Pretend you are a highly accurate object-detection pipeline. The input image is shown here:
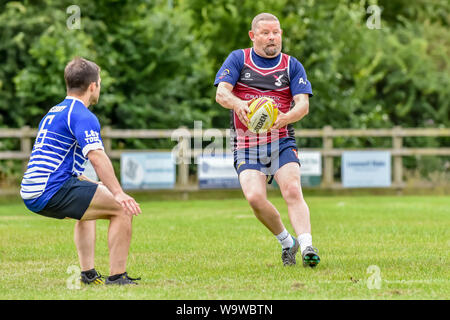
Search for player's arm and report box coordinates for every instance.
[273,57,312,130]
[70,110,140,216]
[215,82,253,124]
[87,149,141,216]
[78,174,102,185]
[272,94,309,130]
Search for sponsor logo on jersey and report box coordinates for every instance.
[84,130,100,144]
[49,105,67,113]
[274,74,284,87]
[241,72,253,81]
[219,68,230,79]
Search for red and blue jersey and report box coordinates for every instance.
[214,48,312,149]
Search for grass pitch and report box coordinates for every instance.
[0,194,448,300]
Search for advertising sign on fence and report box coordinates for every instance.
[121,152,176,190]
[272,151,322,188]
[298,151,322,187]
[197,154,240,189]
[341,151,391,188]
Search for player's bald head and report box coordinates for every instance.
[251,13,280,31]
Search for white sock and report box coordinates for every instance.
[298,233,313,253]
[275,229,294,249]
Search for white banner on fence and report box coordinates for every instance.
[298,151,322,175]
[197,154,240,189]
[342,151,391,188]
[121,152,176,190]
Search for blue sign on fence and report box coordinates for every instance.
[342,151,391,188]
[197,154,240,189]
[121,152,175,190]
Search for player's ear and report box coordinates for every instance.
[88,82,96,92]
[249,30,255,42]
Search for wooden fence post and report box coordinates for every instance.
[322,125,334,188]
[20,126,31,172]
[392,126,403,189]
[102,126,112,155]
[176,127,190,190]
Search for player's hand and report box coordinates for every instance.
[234,99,255,125]
[114,192,141,216]
[272,111,290,130]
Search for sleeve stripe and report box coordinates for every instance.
[82,143,104,157]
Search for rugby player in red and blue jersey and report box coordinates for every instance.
[215,13,320,267]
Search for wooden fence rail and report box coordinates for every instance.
[1,126,449,189]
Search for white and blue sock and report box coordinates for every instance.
[275,229,294,249]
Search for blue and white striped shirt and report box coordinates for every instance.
[20,96,104,212]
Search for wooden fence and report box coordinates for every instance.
[1,126,449,189]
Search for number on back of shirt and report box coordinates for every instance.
[35,115,55,149]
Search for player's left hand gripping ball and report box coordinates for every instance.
[271,110,291,130]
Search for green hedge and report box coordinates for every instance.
[0,0,448,168]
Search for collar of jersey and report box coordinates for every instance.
[65,96,86,107]
[250,48,282,70]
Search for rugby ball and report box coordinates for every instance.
[247,97,278,133]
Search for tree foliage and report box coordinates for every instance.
[0,0,448,134]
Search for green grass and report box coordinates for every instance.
[0,195,449,300]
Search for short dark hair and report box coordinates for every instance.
[251,13,280,31]
[64,57,100,93]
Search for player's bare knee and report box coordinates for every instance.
[108,206,133,222]
[116,214,132,234]
[282,182,302,203]
[246,192,267,211]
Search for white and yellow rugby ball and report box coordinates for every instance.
[247,97,278,134]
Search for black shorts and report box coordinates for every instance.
[36,176,98,220]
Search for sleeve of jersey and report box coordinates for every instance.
[289,57,313,97]
[70,111,105,157]
[213,50,244,87]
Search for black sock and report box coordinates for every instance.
[81,268,97,279]
[108,272,126,281]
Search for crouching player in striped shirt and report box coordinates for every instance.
[20,58,141,285]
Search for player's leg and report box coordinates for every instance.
[239,169,285,235]
[274,162,320,267]
[74,220,96,271]
[239,168,299,265]
[236,139,300,265]
[32,177,106,284]
[274,162,311,236]
[74,220,105,284]
[81,184,134,278]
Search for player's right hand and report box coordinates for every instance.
[114,192,141,216]
[234,99,254,124]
